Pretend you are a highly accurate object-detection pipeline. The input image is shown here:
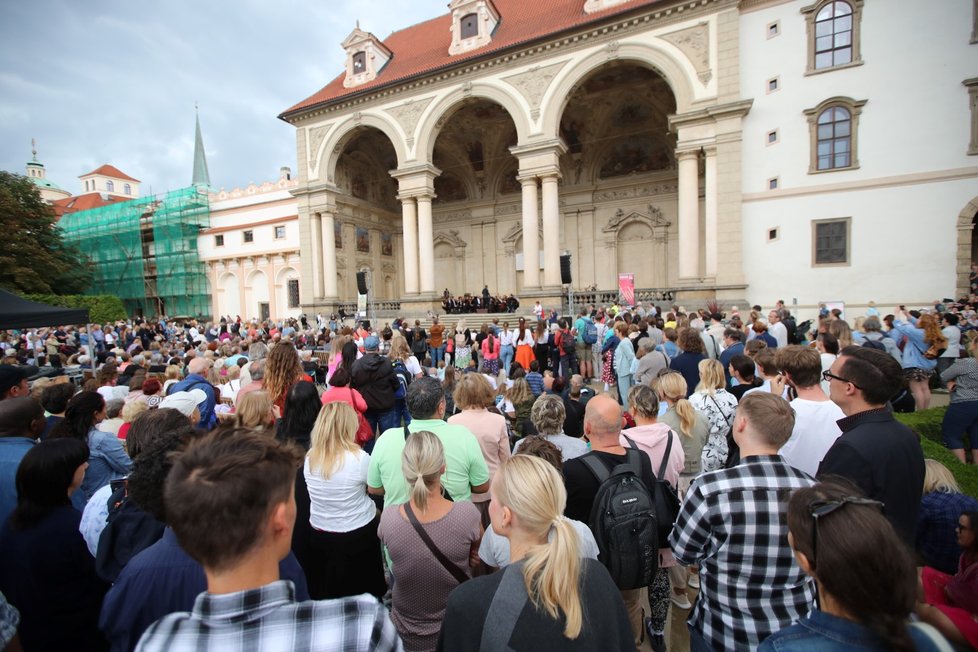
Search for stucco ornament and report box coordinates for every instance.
[661,22,712,83]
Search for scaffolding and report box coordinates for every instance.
[58,186,211,319]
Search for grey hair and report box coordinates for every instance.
[530,394,565,436]
[863,316,883,332]
[249,358,267,381]
[406,376,444,420]
[636,337,654,353]
[105,398,125,419]
[248,342,268,361]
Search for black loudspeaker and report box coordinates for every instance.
[356,272,368,295]
[559,254,572,285]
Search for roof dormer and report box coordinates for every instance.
[448,0,500,56]
[584,0,632,14]
[341,23,393,89]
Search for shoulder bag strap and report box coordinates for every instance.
[656,430,674,482]
[479,563,530,652]
[708,393,732,426]
[403,502,469,584]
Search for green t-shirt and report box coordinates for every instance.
[367,418,491,507]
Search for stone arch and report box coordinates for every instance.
[603,206,673,289]
[321,113,407,185]
[275,266,300,317]
[540,43,698,139]
[957,196,978,297]
[218,272,240,319]
[415,83,532,163]
[244,269,270,320]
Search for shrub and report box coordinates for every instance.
[896,407,978,498]
[23,294,127,324]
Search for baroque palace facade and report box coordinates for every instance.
[280,0,978,317]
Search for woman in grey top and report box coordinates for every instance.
[652,371,709,495]
[941,333,978,464]
[512,394,588,461]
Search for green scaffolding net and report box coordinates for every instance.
[59,186,211,319]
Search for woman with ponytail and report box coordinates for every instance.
[760,480,947,651]
[654,371,709,495]
[378,431,481,652]
[438,454,633,651]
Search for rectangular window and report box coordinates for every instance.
[767,77,780,93]
[214,234,224,247]
[288,279,300,308]
[766,129,780,145]
[243,230,254,243]
[768,177,779,190]
[767,20,780,38]
[274,225,286,239]
[768,227,780,241]
[813,218,851,265]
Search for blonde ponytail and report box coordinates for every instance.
[495,455,583,639]
[675,398,696,439]
[401,430,444,514]
[657,372,695,438]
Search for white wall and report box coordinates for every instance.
[739,0,978,312]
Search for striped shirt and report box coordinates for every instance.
[669,455,816,651]
[942,357,978,403]
[135,580,402,652]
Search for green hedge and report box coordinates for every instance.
[895,407,978,498]
[23,294,127,324]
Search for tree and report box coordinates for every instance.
[0,171,93,294]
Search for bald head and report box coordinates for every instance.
[583,394,623,443]
[0,397,45,439]
[187,357,210,375]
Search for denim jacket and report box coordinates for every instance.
[890,318,937,371]
[759,609,944,651]
[73,428,131,511]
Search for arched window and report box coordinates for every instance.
[803,0,863,73]
[124,183,131,195]
[805,97,866,173]
[106,180,114,192]
[460,13,479,39]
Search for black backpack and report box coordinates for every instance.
[862,338,887,352]
[623,433,680,545]
[581,449,658,590]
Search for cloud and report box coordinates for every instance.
[0,0,442,194]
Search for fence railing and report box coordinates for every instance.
[569,288,677,312]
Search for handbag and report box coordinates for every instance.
[349,388,374,446]
[623,432,680,543]
[403,501,469,584]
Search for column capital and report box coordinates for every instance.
[676,148,701,161]
[510,138,567,178]
[391,163,441,197]
[702,145,718,157]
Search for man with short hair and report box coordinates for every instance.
[767,310,789,348]
[562,375,592,438]
[0,398,41,525]
[774,346,844,476]
[817,346,925,545]
[367,376,489,507]
[718,328,745,386]
[39,381,75,440]
[236,358,266,404]
[351,336,400,439]
[574,309,594,382]
[167,358,217,429]
[133,428,393,652]
[670,392,816,651]
[562,395,657,648]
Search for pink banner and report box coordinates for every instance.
[618,273,635,306]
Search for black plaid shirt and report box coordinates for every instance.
[669,455,816,651]
[135,580,402,652]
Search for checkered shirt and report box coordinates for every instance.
[135,580,402,652]
[669,455,816,651]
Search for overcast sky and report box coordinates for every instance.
[0,0,443,195]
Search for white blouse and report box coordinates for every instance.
[304,449,375,533]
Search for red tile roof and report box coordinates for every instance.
[51,192,130,220]
[79,164,141,183]
[281,0,663,118]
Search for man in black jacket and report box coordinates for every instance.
[817,345,925,546]
[351,336,400,447]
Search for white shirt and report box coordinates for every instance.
[779,397,845,477]
[479,519,599,568]
[768,321,789,348]
[743,379,790,400]
[499,329,516,347]
[304,450,375,533]
[942,325,961,358]
[405,355,422,377]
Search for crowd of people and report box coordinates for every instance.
[0,294,974,651]
[441,286,520,314]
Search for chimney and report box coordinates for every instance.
[279,166,292,181]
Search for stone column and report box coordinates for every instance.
[519,176,540,289]
[401,197,419,294]
[322,211,338,298]
[703,146,718,278]
[677,149,701,280]
[309,212,323,298]
[541,174,561,287]
[417,195,435,294]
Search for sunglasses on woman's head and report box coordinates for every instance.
[807,496,883,567]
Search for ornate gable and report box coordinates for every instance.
[341,24,393,89]
[448,0,500,56]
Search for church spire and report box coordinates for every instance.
[192,105,211,187]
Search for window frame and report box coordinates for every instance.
[124,183,131,195]
[106,180,115,192]
[812,217,852,267]
[460,12,479,39]
[274,225,286,240]
[352,51,366,74]
[214,234,224,247]
[804,96,866,174]
[243,230,254,244]
[287,279,300,309]
[801,0,863,75]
